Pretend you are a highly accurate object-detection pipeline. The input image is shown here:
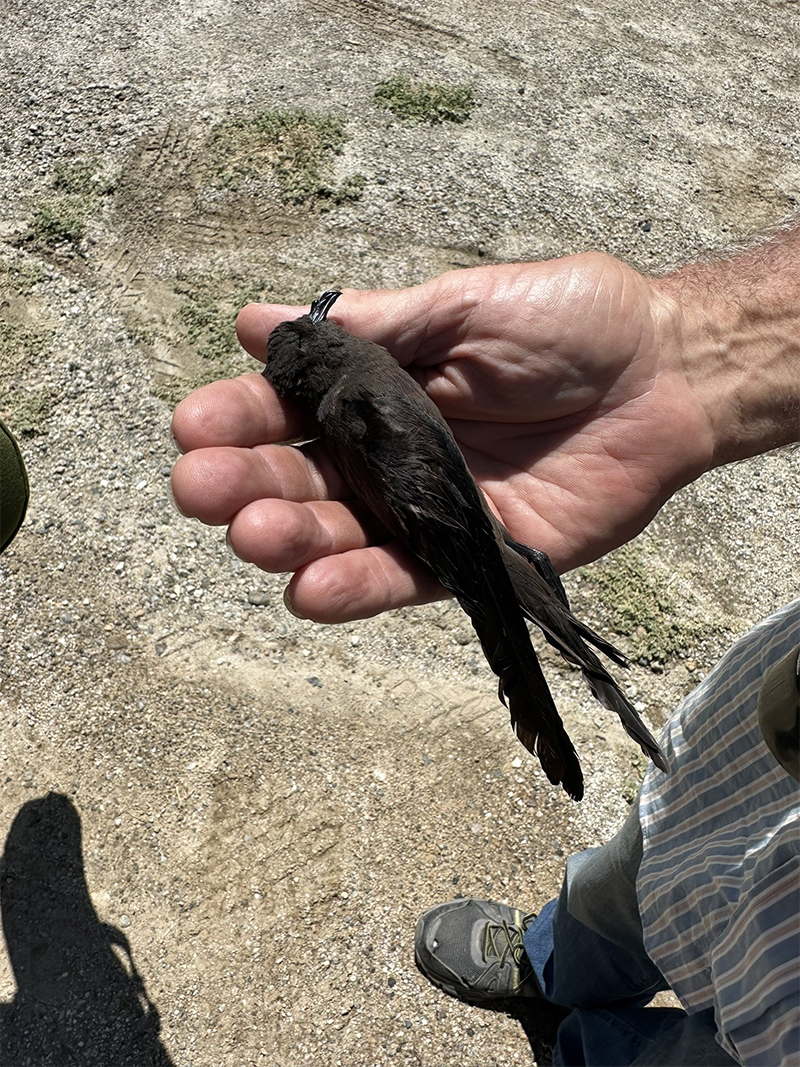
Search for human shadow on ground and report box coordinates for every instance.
[0,792,175,1066]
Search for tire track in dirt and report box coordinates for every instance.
[112,125,303,258]
[97,123,311,395]
[304,0,527,78]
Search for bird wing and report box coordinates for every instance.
[318,379,585,798]
[318,373,491,599]
[502,540,668,772]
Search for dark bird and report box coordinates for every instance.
[263,290,668,800]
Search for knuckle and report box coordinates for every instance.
[297,560,375,623]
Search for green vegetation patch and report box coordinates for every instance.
[374,75,475,124]
[578,544,700,663]
[27,201,90,249]
[207,108,365,207]
[0,321,55,435]
[51,159,116,198]
[175,273,267,366]
[0,258,45,296]
[151,273,278,407]
[0,255,53,434]
[21,158,117,251]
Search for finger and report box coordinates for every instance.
[235,290,425,364]
[234,302,309,361]
[171,442,351,525]
[171,373,314,453]
[286,543,448,623]
[235,272,490,367]
[227,497,388,573]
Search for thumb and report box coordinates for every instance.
[234,270,489,367]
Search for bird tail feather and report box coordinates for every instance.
[466,578,585,801]
[501,541,668,774]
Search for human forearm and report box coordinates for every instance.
[650,220,800,469]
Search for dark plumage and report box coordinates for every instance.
[263,290,668,800]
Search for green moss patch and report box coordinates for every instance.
[374,75,475,124]
[0,258,46,295]
[51,159,116,198]
[207,108,365,207]
[0,255,53,434]
[150,273,274,406]
[21,159,117,251]
[0,321,55,435]
[578,543,701,663]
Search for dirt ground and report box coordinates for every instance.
[0,1,798,1064]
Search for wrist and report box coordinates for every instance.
[649,225,800,468]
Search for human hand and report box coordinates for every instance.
[169,251,741,622]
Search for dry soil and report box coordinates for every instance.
[0,2,798,1065]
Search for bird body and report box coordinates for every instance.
[264,291,668,800]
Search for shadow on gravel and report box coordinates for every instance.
[0,792,174,1067]
[468,997,569,1066]
[503,998,570,1066]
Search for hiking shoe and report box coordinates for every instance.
[414,898,542,1003]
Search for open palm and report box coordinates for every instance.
[171,252,714,622]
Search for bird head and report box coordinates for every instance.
[264,290,351,410]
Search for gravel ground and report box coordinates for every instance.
[0,1,798,1065]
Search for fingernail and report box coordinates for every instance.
[283,586,305,619]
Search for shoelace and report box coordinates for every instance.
[481,913,536,970]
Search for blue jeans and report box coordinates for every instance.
[522,808,737,1066]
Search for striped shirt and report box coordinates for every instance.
[638,600,800,1066]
